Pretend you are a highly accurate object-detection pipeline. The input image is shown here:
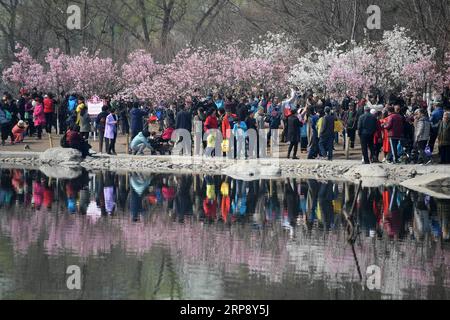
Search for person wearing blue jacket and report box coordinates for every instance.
[68,95,77,113]
[429,103,444,153]
[130,131,153,155]
[129,102,148,141]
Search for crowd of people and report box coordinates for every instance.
[1,87,449,164]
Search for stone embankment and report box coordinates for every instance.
[1,148,450,194]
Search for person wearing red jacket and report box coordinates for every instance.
[43,94,55,134]
[66,125,91,158]
[372,110,383,163]
[382,106,404,163]
[204,108,219,133]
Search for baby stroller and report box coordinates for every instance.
[149,127,174,155]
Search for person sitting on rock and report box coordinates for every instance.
[65,124,92,158]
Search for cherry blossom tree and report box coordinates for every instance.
[67,49,120,97]
[2,44,49,91]
[45,48,74,96]
[401,56,442,94]
[326,45,375,96]
[445,52,450,89]
[374,26,438,93]
[289,42,346,93]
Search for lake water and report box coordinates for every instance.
[0,168,449,300]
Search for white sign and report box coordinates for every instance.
[87,95,104,116]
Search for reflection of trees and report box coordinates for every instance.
[0,168,449,299]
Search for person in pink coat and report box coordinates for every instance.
[33,97,46,139]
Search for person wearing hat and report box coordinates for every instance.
[358,105,378,164]
[147,114,161,135]
[12,120,28,143]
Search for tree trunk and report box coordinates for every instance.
[138,0,151,47]
[161,0,175,51]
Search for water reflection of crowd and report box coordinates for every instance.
[0,168,448,241]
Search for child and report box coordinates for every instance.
[12,120,28,143]
[204,132,217,157]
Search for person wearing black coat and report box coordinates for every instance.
[358,106,378,164]
[176,104,193,133]
[287,109,302,159]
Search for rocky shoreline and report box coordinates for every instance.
[1,148,450,188]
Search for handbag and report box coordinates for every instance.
[424,145,432,158]
[221,139,230,153]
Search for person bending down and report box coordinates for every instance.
[130,131,153,155]
[12,120,29,143]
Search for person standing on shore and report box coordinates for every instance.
[438,111,450,164]
[358,106,377,164]
[0,103,13,146]
[24,96,35,137]
[429,102,444,153]
[33,97,46,140]
[105,108,118,155]
[129,102,148,141]
[287,108,302,160]
[382,106,404,164]
[372,110,383,163]
[95,105,109,154]
[43,94,54,134]
[76,97,86,126]
[318,107,335,161]
[176,97,193,134]
[79,107,91,140]
[413,108,432,165]
[343,102,358,149]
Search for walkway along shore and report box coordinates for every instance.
[1,149,450,197]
